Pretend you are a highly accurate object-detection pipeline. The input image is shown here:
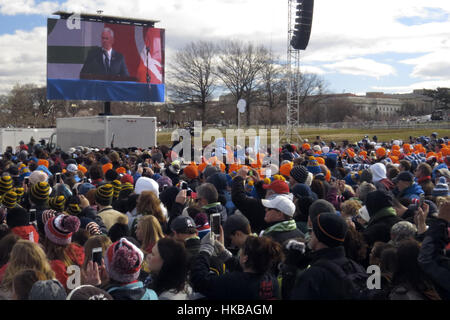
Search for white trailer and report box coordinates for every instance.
[0,128,56,153]
[53,116,157,151]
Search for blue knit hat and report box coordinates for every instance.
[432,177,449,197]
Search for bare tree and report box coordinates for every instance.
[260,51,285,126]
[215,40,268,126]
[167,41,217,123]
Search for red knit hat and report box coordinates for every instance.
[262,179,289,194]
[44,214,80,246]
[105,238,144,284]
[120,174,134,185]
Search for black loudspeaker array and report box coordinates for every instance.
[290,0,314,50]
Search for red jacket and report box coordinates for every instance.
[11,225,39,243]
[50,243,85,291]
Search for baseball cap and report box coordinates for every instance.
[393,171,414,183]
[223,214,250,239]
[261,195,296,217]
[170,216,196,233]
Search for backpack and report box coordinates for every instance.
[314,259,376,300]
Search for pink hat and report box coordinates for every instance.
[105,238,144,283]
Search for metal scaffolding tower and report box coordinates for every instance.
[285,0,303,144]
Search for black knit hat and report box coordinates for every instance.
[30,181,50,204]
[308,199,336,223]
[312,212,348,248]
[290,165,308,184]
[0,175,13,195]
[365,190,393,217]
[2,190,17,209]
[95,184,114,206]
[6,206,29,228]
[49,195,66,212]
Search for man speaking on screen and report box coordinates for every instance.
[80,27,130,79]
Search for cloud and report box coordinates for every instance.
[0,26,47,94]
[0,0,58,15]
[372,79,450,93]
[322,58,396,79]
[1,0,450,95]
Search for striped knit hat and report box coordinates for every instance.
[112,180,122,200]
[2,190,17,209]
[45,214,80,246]
[14,187,24,199]
[0,175,13,195]
[95,184,114,206]
[432,177,449,197]
[30,181,50,204]
[67,197,82,216]
[105,238,144,283]
[49,195,66,212]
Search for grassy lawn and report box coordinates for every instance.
[157,126,450,146]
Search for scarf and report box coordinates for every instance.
[261,219,297,236]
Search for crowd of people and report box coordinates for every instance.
[0,132,448,300]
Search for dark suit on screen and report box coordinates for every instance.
[80,47,130,78]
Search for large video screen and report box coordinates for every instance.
[47,18,165,102]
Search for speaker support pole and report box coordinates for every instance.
[285,0,303,144]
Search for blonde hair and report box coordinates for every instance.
[136,190,166,224]
[435,196,450,210]
[137,215,164,254]
[340,199,362,218]
[82,235,112,269]
[1,240,55,291]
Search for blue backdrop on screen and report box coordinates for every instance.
[46,18,165,102]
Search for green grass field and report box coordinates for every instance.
[157,127,450,146]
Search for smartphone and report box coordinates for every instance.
[24,176,29,186]
[419,194,425,208]
[56,173,61,184]
[181,182,188,190]
[29,209,36,223]
[186,189,192,197]
[91,247,103,266]
[210,213,221,237]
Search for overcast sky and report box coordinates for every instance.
[0,0,449,96]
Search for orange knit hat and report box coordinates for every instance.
[279,162,293,177]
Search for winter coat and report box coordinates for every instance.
[374,178,395,193]
[105,281,158,300]
[260,220,305,245]
[50,243,85,291]
[395,183,424,201]
[190,252,280,300]
[417,177,434,197]
[231,176,269,234]
[202,202,228,224]
[97,206,129,231]
[11,225,39,243]
[79,206,108,234]
[362,207,402,247]
[418,218,450,300]
[290,246,365,300]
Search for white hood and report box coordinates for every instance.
[134,177,159,197]
[370,163,387,183]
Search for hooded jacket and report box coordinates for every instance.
[370,163,395,192]
[395,183,424,201]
